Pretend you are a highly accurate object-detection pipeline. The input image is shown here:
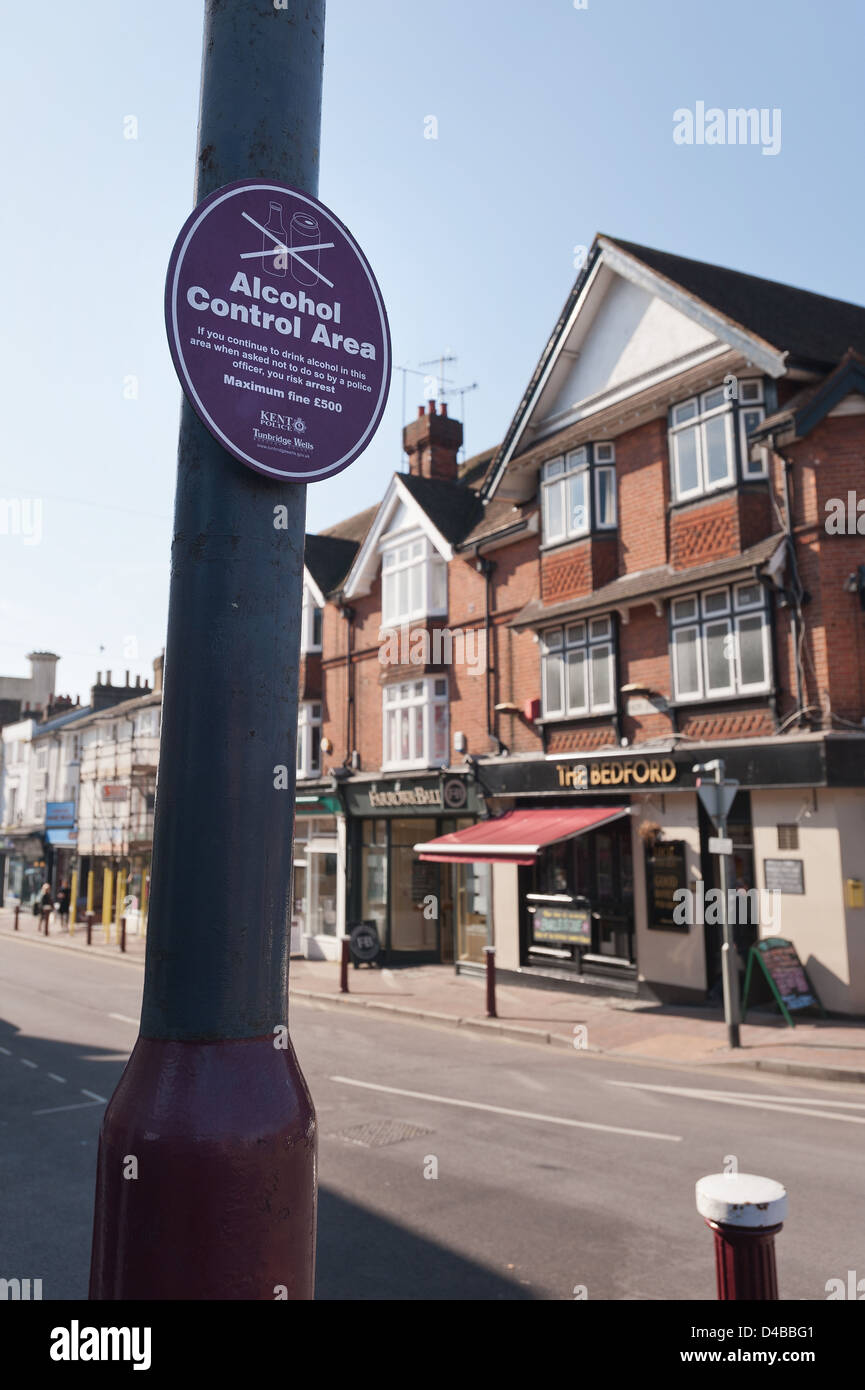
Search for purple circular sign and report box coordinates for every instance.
[165,179,391,481]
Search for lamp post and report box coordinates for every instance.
[89,0,324,1301]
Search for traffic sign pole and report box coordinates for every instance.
[694,760,742,1050]
[89,0,324,1300]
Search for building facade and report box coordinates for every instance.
[300,235,865,1016]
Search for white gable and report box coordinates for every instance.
[342,475,455,599]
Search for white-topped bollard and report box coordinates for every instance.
[696,1173,788,1300]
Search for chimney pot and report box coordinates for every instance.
[417,405,425,419]
[106,670,112,684]
[428,399,436,415]
[440,402,448,417]
[125,670,130,685]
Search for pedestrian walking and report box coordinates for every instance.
[57,882,71,929]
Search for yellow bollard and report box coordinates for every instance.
[86,869,94,914]
[103,867,113,943]
[69,869,78,934]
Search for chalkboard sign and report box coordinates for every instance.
[348,920,382,966]
[742,936,825,1026]
[763,858,805,895]
[646,840,688,932]
[531,906,591,946]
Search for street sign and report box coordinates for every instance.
[696,779,739,828]
[165,179,391,481]
[708,835,734,855]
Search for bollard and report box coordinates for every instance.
[340,935,350,993]
[696,1173,787,1300]
[86,911,94,947]
[120,917,126,954]
[484,944,497,1018]
[13,904,20,931]
[42,907,50,937]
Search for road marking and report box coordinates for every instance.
[108,1013,139,1025]
[20,1058,37,1069]
[81,1089,107,1102]
[0,1046,11,1055]
[33,1099,105,1116]
[606,1079,865,1126]
[47,1074,66,1084]
[330,1075,681,1142]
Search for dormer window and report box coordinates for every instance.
[541,443,616,545]
[380,532,447,626]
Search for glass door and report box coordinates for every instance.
[456,860,490,965]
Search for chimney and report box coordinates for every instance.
[153,652,165,694]
[402,399,463,482]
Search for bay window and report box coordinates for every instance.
[670,379,769,502]
[541,443,616,545]
[671,582,771,702]
[383,677,449,769]
[381,533,447,626]
[541,616,616,717]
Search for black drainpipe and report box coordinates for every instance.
[338,599,355,765]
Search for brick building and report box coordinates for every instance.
[295,235,865,1016]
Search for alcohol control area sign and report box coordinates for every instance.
[165,180,391,481]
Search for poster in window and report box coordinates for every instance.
[646,839,688,932]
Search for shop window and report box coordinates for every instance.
[380,531,447,626]
[670,582,771,702]
[541,616,615,718]
[382,677,449,770]
[541,443,616,545]
[296,702,322,779]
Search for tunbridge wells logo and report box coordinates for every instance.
[49,1320,152,1371]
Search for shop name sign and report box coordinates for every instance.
[555,757,679,789]
[368,786,444,809]
[165,179,390,481]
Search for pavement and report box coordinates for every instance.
[3,905,865,1083]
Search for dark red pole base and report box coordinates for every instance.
[89,1035,317,1300]
[340,936,350,993]
[705,1219,782,1300]
[485,946,497,1018]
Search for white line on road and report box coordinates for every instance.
[20,1058,37,1068]
[330,1075,682,1142]
[47,1074,66,1084]
[81,1089,107,1102]
[33,1099,105,1116]
[108,1013,139,1025]
[0,1046,11,1055]
[606,1079,865,1125]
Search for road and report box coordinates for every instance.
[1,932,861,1301]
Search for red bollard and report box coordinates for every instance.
[86,911,94,946]
[13,904,20,931]
[696,1173,787,1300]
[484,944,497,1018]
[120,917,127,954]
[339,935,350,993]
[42,907,50,937]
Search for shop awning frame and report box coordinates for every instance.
[414,805,631,865]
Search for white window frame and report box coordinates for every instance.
[296,702,322,779]
[670,583,772,701]
[541,615,616,718]
[380,530,447,627]
[382,677,449,770]
[541,444,616,544]
[738,380,769,479]
[669,389,736,501]
[301,586,323,654]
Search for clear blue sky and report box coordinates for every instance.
[2,0,863,700]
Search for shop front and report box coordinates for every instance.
[343,771,485,965]
[453,734,865,1015]
[1,832,47,910]
[291,791,344,960]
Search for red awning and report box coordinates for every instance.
[414,805,630,865]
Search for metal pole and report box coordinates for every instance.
[89,0,324,1301]
[484,945,497,1018]
[13,904,19,931]
[119,917,126,954]
[715,761,741,1049]
[86,911,94,947]
[340,935,350,993]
